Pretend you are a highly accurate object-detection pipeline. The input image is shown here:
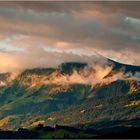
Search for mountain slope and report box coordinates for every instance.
[0,58,140,132]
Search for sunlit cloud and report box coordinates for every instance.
[0,2,140,72]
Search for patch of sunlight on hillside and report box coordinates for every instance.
[0,115,13,127]
[80,110,85,113]
[48,117,55,121]
[47,85,69,94]
[124,100,140,107]
[129,82,137,94]
[31,120,45,127]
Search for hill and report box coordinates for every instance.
[0,57,139,138]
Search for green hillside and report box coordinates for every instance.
[0,61,139,137]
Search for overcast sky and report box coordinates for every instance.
[0,1,140,72]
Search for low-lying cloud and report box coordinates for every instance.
[21,64,132,88]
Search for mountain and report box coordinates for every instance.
[0,57,140,138]
[0,73,11,87]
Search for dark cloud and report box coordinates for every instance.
[0,1,140,18]
[0,1,140,72]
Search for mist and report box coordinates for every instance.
[21,64,128,87]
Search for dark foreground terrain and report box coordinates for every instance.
[0,123,140,139]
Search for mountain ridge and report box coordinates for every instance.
[0,57,140,133]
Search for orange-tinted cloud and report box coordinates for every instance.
[0,2,139,72]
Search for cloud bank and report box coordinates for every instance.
[0,2,140,72]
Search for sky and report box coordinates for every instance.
[0,1,140,72]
